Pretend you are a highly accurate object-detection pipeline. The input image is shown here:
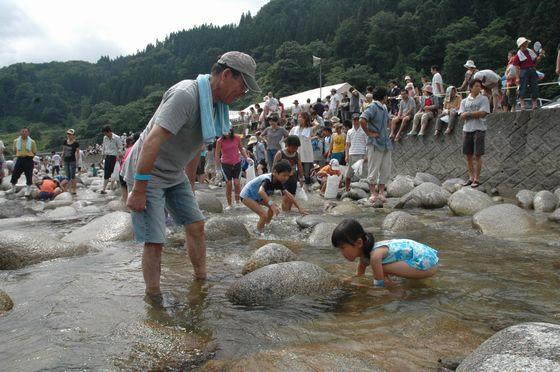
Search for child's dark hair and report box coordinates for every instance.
[222,127,235,140]
[469,78,483,89]
[285,135,301,147]
[258,158,268,172]
[331,219,375,259]
[273,160,292,174]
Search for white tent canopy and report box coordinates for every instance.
[239,82,364,115]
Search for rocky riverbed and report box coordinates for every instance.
[1,171,559,370]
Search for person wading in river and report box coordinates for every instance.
[123,51,260,299]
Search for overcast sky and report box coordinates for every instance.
[0,0,269,67]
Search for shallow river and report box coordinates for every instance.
[1,188,559,370]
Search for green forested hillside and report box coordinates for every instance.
[0,0,559,150]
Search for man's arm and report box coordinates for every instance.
[360,118,379,138]
[185,151,201,191]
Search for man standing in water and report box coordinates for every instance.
[123,51,260,298]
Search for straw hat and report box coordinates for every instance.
[464,60,476,69]
[330,116,341,124]
[516,37,530,48]
[247,136,258,145]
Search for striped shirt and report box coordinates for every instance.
[346,126,368,155]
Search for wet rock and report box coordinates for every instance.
[45,206,79,219]
[533,190,557,213]
[414,172,441,186]
[54,192,73,202]
[442,178,466,193]
[457,322,560,372]
[349,181,370,192]
[0,231,89,269]
[0,290,13,315]
[80,205,102,214]
[327,202,362,216]
[448,187,494,216]
[242,243,297,275]
[382,211,424,232]
[555,188,560,204]
[439,356,464,371]
[0,216,41,229]
[548,209,560,223]
[0,177,11,191]
[195,191,223,213]
[205,217,249,241]
[0,200,38,218]
[472,204,535,237]
[395,183,450,209]
[489,187,500,196]
[341,188,368,201]
[226,261,340,306]
[62,211,133,244]
[516,189,536,209]
[296,214,326,229]
[387,175,415,197]
[492,196,504,203]
[308,222,338,247]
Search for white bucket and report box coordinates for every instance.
[245,159,255,181]
[324,175,340,199]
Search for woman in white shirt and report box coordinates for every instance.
[289,112,317,189]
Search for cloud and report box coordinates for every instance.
[0,0,269,68]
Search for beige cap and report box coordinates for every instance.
[218,51,261,93]
[464,60,476,68]
[516,37,530,48]
[66,129,75,135]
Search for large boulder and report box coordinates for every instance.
[516,189,536,209]
[327,202,362,216]
[205,217,249,241]
[242,243,297,275]
[382,211,424,232]
[45,206,79,219]
[0,200,38,218]
[387,175,415,197]
[308,223,338,247]
[104,199,128,212]
[533,190,557,212]
[442,178,466,193]
[554,188,560,204]
[296,214,326,229]
[413,172,441,186]
[448,187,494,216]
[226,261,339,306]
[62,211,133,244]
[0,231,90,269]
[349,181,370,192]
[395,183,450,209]
[457,322,560,372]
[0,290,13,315]
[472,204,535,237]
[195,191,223,214]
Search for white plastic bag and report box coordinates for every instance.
[245,159,255,181]
[324,175,340,199]
[339,165,348,178]
[111,160,120,181]
[439,115,449,124]
[351,159,364,177]
[296,184,308,202]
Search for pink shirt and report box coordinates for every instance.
[217,135,241,165]
[120,146,133,171]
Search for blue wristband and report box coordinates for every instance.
[134,173,152,181]
[373,279,385,287]
[267,200,273,206]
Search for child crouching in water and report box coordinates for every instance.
[331,219,438,287]
[240,160,308,233]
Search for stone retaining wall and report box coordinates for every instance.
[391,108,560,191]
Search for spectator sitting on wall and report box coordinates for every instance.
[302,98,311,114]
[390,89,416,141]
[404,76,415,98]
[361,93,373,112]
[459,60,478,93]
[435,86,461,136]
[510,37,544,110]
[408,85,438,137]
[264,91,279,117]
[328,88,341,119]
[421,75,430,88]
[473,69,502,112]
[504,50,519,112]
[459,79,490,189]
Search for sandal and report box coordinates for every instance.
[471,181,481,188]
[462,180,473,186]
[369,195,378,204]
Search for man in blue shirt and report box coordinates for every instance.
[359,87,393,204]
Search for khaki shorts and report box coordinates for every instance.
[346,154,365,179]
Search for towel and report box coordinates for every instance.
[16,136,32,152]
[517,48,537,62]
[196,74,231,144]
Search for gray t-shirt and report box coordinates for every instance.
[459,93,491,132]
[262,126,289,150]
[398,97,416,115]
[122,80,203,188]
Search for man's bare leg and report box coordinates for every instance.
[185,220,207,279]
[143,243,163,294]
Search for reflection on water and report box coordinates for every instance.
[1,190,559,370]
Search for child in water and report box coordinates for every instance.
[240,160,307,233]
[331,219,438,287]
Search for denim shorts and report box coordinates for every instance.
[129,181,205,244]
[64,161,77,180]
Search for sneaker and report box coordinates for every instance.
[407,131,417,136]
[24,186,31,197]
